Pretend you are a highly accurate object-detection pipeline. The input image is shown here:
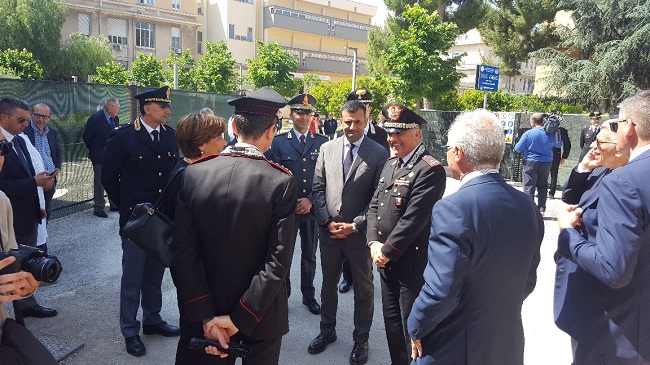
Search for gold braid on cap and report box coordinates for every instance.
[383,122,420,130]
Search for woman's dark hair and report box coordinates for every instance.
[175,113,226,158]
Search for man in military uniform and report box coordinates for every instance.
[579,111,602,161]
[101,86,180,357]
[173,87,296,364]
[366,103,446,365]
[323,113,338,140]
[266,93,327,315]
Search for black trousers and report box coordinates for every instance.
[285,214,318,300]
[380,273,420,365]
[549,147,562,196]
[197,334,282,365]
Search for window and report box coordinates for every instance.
[197,1,202,14]
[171,27,181,50]
[197,31,203,54]
[136,22,155,48]
[228,24,235,39]
[234,0,253,3]
[107,18,128,45]
[247,27,253,42]
[137,0,154,4]
[78,13,90,35]
[171,0,180,10]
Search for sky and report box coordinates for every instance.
[355,0,388,26]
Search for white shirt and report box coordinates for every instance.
[140,118,161,141]
[460,168,500,188]
[344,135,365,163]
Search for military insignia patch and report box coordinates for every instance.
[387,105,403,121]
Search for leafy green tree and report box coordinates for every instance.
[532,0,650,111]
[0,0,66,78]
[0,48,43,79]
[366,26,392,76]
[50,33,114,81]
[130,53,167,87]
[195,41,237,93]
[310,76,387,117]
[384,0,488,33]
[165,49,199,91]
[302,73,321,94]
[247,41,299,97]
[0,66,19,79]
[92,61,129,85]
[385,5,463,110]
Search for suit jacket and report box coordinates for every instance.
[0,134,41,237]
[312,136,388,246]
[23,123,62,169]
[408,173,543,365]
[552,127,571,162]
[83,110,119,164]
[366,145,446,286]
[101,120,178,228]
[561,166,610,205]
[266,130,328,204]
[556,150,650,361]
[366,121,389,151]
[172,149,297,340]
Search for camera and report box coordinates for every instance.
[0,245,62,283]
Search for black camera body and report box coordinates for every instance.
[0,245,62,283]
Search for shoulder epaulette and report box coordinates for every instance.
[267,160,293,176]
[387,156,398,160]
[189,154,218,165]
[313,132,328,139]
[422,155,441,168]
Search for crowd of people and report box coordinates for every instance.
[0,87,649,365]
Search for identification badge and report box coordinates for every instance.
[395,197,403,206]
[394,178,410,187]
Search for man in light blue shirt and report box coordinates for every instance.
[515,113,562,213]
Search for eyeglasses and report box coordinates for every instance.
[32,113,51,120]
[0,140,13,157]
[440,144,453,153]
[609,118,635,132]
[596,139,616,146]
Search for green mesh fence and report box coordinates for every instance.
[0,78,235,219]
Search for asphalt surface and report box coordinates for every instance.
[26,178,573,365]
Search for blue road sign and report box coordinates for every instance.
[475,64,500,92]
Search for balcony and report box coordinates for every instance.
[283,47,369,76]
[264,6,371,43]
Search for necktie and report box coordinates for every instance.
[393,158,403,178]
[300,135,306,151]
[343,144,356,179]
[12,138,30,172]
[151,130,159,149]
[109,117,116,128]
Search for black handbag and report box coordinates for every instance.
[120,167,183,267]
[0,317,58,365]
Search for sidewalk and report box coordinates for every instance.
[26,178,572,365]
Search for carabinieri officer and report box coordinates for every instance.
[266,93,328,315]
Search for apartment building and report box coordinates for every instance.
[61,0,204,70]
[450,29,536,95]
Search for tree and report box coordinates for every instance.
[49,33,114,81]
[0,66,19,79]
[195,41,237,93]
[165,49,199,91]
[301,73,321,94]
[366,26,392,76]
[0,48,43,79]
[384,0,488,33]
[0,0,66,78]
[247,40,300,97]
[531,0,650,110]
[92,61,129,85]
[310,76,387,117]
[130,53,167,87]
[384,5,463,110]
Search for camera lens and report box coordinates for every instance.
[25,256,62,284]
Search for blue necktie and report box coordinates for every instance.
[343,144,356,179]
[12,138,30,172]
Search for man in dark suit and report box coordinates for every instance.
[548,124,571,199]
[83,97,120,218]
[266,93,328,315]
[556,90,650,364]
[24,102,62,220]
[578,111,602,161]
[366,103,446,365]
[323,113,337,140]
[101,87,180,356]
[0,97,57,318]
[173,87,296,364]
[408,110,543,365]
[309,100,388,365]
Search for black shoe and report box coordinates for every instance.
[338,279,352,293]
[125,335,146,356]
[110,206,120,211]
[93,210,108,218]
[302,298,321,315]
[142,321,180,337]
[308,332,337,354]
[349,342,368,365]
[21,304,58,318]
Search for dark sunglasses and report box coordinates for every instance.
[0,140,13,157]
[609,118,635,132]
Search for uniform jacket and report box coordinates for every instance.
[561,166,610,205]
[323,118,337,135]
[556,150,650,361]
[0,134,41,237]
[23,124,62,169]
[408,173,543,365]
[83,110,119,164]
[579,125,599,161]
[366,145,446,286]
[312,136,388,246]
[100,119,178,228]
[172,148,297,340]
[266,129,328,204]
[366,121,389,151]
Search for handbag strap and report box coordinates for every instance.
[154,163,185,208]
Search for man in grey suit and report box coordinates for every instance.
[309,100,388,365]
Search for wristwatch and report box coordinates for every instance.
[351,223,359,234]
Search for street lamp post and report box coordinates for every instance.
[345,46,358,92]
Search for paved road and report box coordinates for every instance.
[27,179,572,364]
